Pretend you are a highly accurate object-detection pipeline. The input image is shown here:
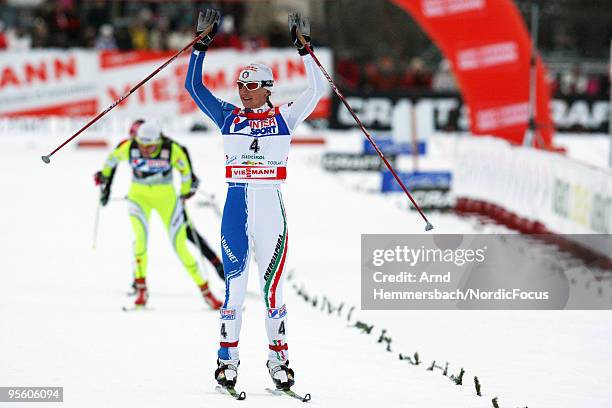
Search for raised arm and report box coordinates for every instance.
[281,12,327,132]
[281,54,327,132]
[184,10,236,130]
[185,51,236,129]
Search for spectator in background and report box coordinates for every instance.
[85,0,111,32]
[0,1,17,28]
[241,35,267,52]
[149,17,170,50]
[95,24,117,50]
[214,15,243,49]
[129,11,150,50]
[36,0,58,47]
[585,75,601,97]
[82,26,97,48]
[549,71,560,96]
[432,59,456,92]
[130,20,149,50]
[364,55,401,91]
[114,24,133,50]
[335,52,361,91]
[54,2,81,47]
[167,26,191,51]
[400,57,432,89]
[38,0,81,48]
[30,18,49,48]
[560,64,589,95]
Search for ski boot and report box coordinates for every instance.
[267,360,295,390]
[200,282,222,310]
[134,278,148,307]
[215,359,239,388]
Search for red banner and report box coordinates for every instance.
[392,0,553,146]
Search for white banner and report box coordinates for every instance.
[0,50,97,116]
[0,48,332,124]
[454,136,612,253]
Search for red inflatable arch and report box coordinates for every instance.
[392,0,553,147]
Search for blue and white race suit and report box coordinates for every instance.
[185,50,326,363]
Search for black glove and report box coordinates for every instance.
[94,171,111,206]
[194,9,221,52]
[94,171,107,187]
[288,12,311,56]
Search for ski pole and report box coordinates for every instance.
[92,201,101,250]
[298,35,433,231]
[183,203,212,278]
[41,26,214,164]
[197,190,222,219]
[184,205,202,254]
[92,196,127,249]
[110,196,128,202]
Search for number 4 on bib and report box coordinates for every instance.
[250,138,260,153]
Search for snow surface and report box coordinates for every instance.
[1,131,611,408]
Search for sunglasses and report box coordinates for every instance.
[137,142,160,149]
[236,81,262,91]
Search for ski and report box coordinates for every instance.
[265,387,311,402]
[121,305,154,312]
[215,385,246,400]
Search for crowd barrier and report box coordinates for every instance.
[453,136,612,257]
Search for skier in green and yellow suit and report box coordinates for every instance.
[95,121,222,309]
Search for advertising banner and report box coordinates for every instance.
[0,48,332,122]
[330,91,609,135]
[381,170,453,211]
[381,170,452,192]
[321,152,397,172]
[0,50,98,117]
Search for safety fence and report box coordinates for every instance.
[453,136,612,258]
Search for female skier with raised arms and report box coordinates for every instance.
[185,9,326,391]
